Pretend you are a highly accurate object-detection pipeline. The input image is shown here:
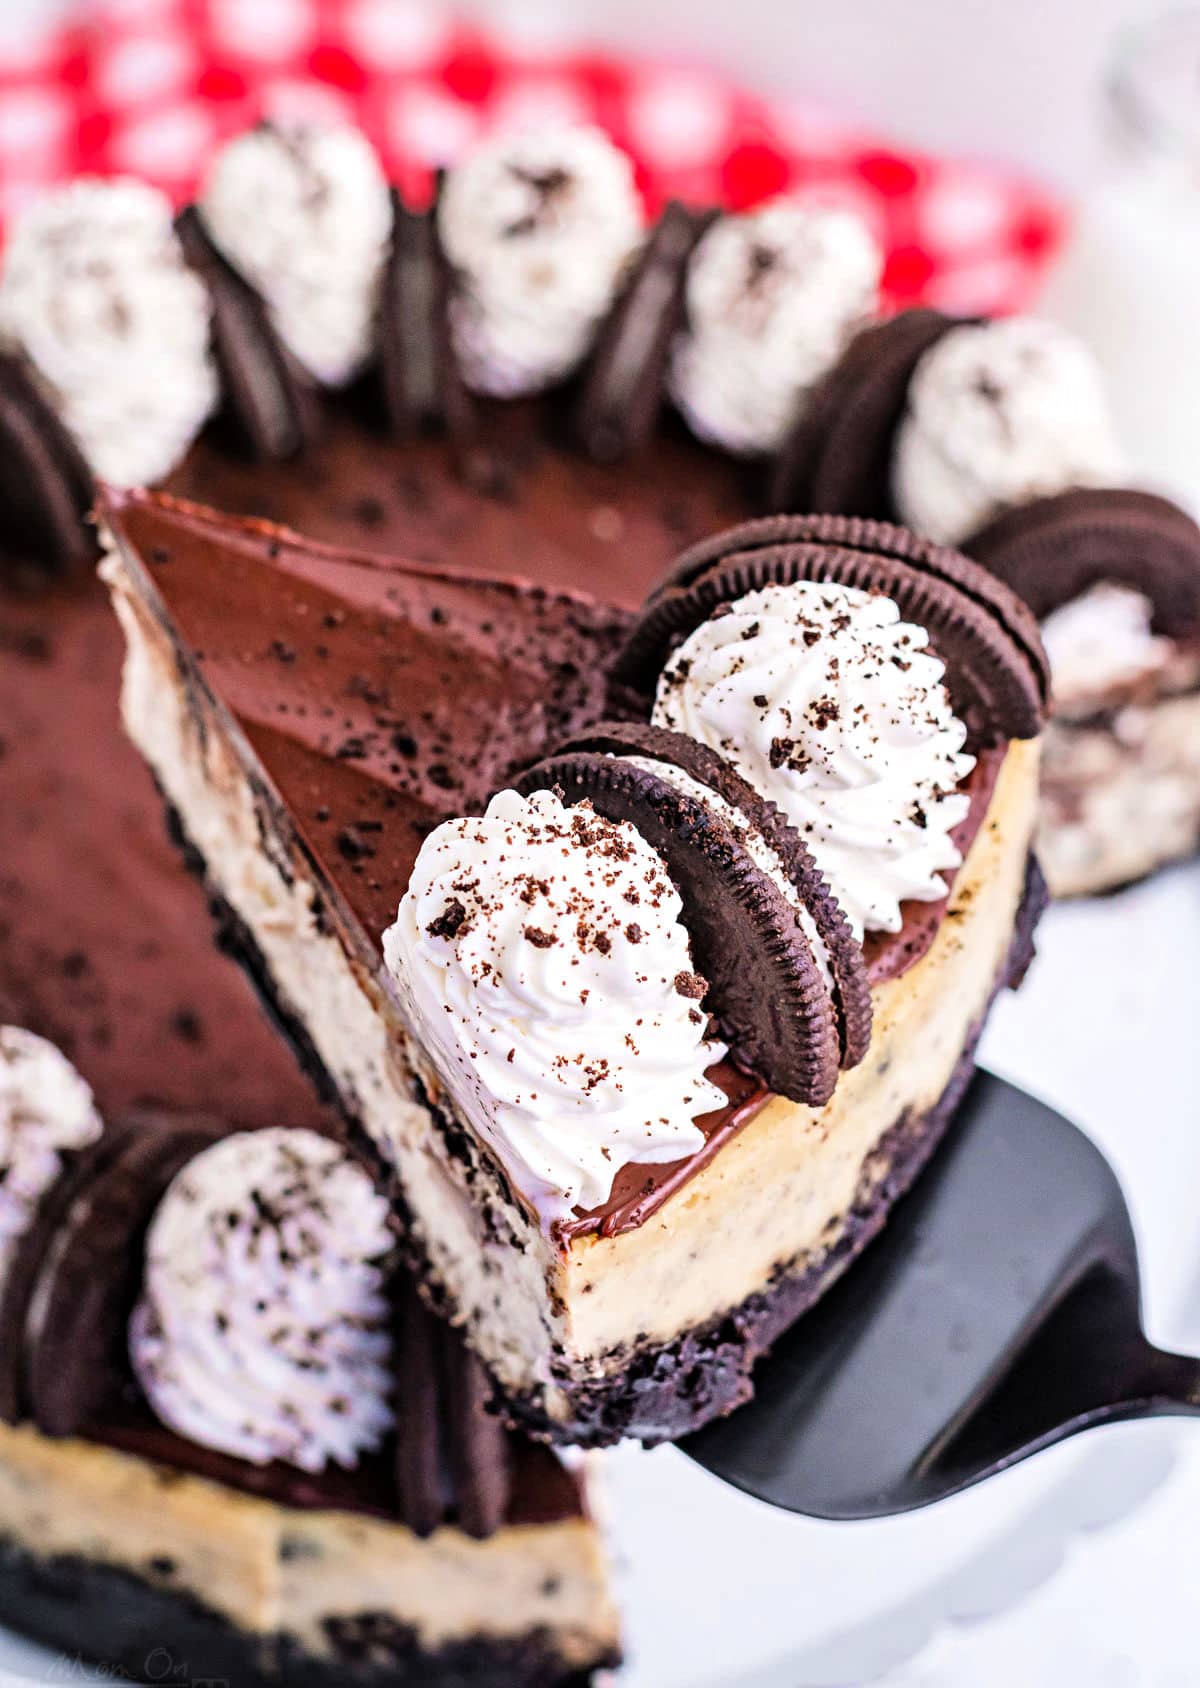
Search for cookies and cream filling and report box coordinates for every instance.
[653,581,975,939]
[199,120,393,388]
[438,125,643,397]
[892,317,1125,547]
[130,1128,395,1474]
[0,178,218,486]
[669,199,881,456]
[0,1027,102,1294]
[1040,582,1174,710]
[383,787,727,1221]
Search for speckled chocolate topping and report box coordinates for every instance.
[616,511,1049,743]
[965,485,1200,636]
[769,308,962,516]
[513,745,842,1105]
[548,720,872,1068]
[175,205,319,462]
[25,1117,223,1439]
[0,351,94,581]
[575,201,716,464]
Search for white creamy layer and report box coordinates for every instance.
[131,1128,394,1474]
[0,178,217,486]
[1042,582,1173,708]
[620,754,834,987]
[199,120,393,387]
[892,316,1125,546]
[438,125,643,397]
[654,581,974,939]
[0,1027,102,1296]
[382,788,727,1221]
[669,199,881,455]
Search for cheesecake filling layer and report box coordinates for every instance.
[0,1418,617,1666]
[103,525,1038,1427]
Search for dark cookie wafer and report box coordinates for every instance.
[176,206,319,462]
[965,486,1200,638]
[394,1276,512,1538]
[616,512,1049,744]
[551,720,871,1069]
[24,1114,223,1439]
[575,201,716,463]
[0,351,94,578]
[769,308,964,517]
[379,190,475,441]
[0,1119,142,1426]
[514,750,843,1104]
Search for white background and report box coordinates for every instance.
[2,3,1199,1686]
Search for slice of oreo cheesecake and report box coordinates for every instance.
[0,1036,618,1687]
[100,490,1046,1445]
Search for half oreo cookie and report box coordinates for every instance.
[0,351,95,578]
[176,206,319,462]
[23,1114,223,1439]
[615,512,1049,745]
[965,486,1200,638]
[515,724,863,1104]
[769,308,964,517]
[575,201,717,464]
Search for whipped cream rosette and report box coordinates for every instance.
[892,316,1125,547]
[438,125,643,398]
[0,1028,102,1295]
[0,179,217,487]
[131,1128,395,1473]
[199,120,393,389]
[670,199,881,456]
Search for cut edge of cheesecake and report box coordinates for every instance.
[0,1418,619,1687]
[99,495,1044,1446]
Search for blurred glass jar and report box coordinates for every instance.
[1041,10,1200,514]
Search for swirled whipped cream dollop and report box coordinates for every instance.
[1042,583,1172,708]
[669,200,882,456]
[130,1128,395,1473]
[892,317,1125,547]
[0,1027,102,1293]
[654,584,975,939]
[382,788,727,1220]
[438,126,643,397]
[199,120,393,387]
[0,179,218,486]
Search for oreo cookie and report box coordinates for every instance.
[515,729,849,1105]
[549,720,871,1070]
[0,351,94,578]
[175,206,319,462]
[575,202,716,464]
[23,1114,222,1439]
[379,191,475,440]
[965,486,1200,638]
[616,512,1049,745]
[0,1120,142,1426]
[769,309,963,517]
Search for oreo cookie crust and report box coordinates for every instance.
[546,719,872,1070]
[965,485,1200,637]
[769,308,962,517]
[514,744,843,1106]
[617,511,1049,744]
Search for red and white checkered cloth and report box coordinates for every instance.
[0,0,1064,314]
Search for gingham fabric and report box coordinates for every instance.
[0,0,1063,313]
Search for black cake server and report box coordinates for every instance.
[681,1070,1200,1518]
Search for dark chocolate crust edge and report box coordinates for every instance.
[0,1535,611,1688]
[512,851,1048,1447]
